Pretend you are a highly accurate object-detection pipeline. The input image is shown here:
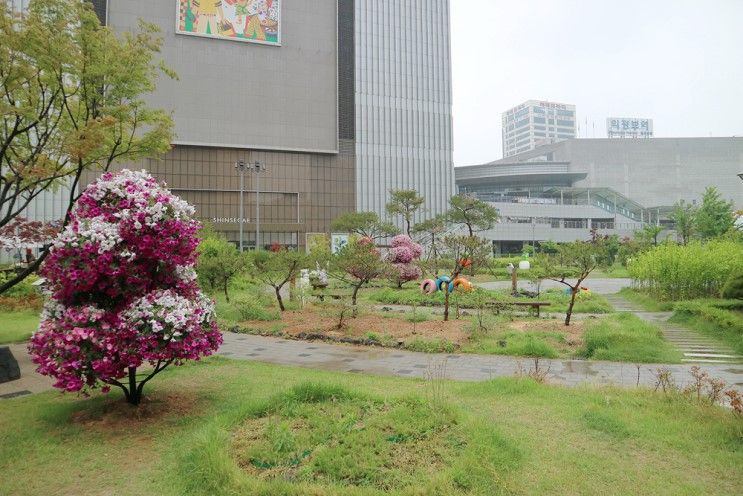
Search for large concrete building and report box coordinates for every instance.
[456,137,743,254]
[7,0,454,252]
[502,100,577,158]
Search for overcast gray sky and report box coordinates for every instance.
[450,0,743,166]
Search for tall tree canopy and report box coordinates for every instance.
[447,194,499,236]
[670,200,697,245]
[386,189,425,237]
[330,211,399,240]
[0,0,174,293]
[695,187,734,240]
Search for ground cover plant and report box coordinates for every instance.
[1,359,742,495]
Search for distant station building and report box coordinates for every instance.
[607,118,654,139]
[456,137,743,255]
[502,100,577,158]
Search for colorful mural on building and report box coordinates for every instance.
[177,0,280,45]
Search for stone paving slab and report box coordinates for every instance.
[0,344,53,399]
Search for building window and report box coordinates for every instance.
[533,117,545,124]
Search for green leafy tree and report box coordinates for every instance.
[543,240,608,326]
[333,237,388,312]
[330,211,399,240]
[721,272,743,300]
[635,224,664,247]
[412,214,448,274]
[440,235,491,321]
[447,194,499,236]
[386,189,425,237]
[670,200,697,245]
[249,249,306,311]
[196,234,247,303]
[0,0,174,294]
[695,187,734,240]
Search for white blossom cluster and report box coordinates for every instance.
[93,169,195,225]
[121,289,214,340]
[175,265,198,283]
[52,170,198,254]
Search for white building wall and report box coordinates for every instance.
[354,0,454,224]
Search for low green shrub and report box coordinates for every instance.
[721,272,743,300]
[404,338,456,353]
[232,297,281,322]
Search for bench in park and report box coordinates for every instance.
[487,301,551,317]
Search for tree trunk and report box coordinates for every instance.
[511,268,518,293]
[564,287,578,326]
[275,286,285,312]
[352,283,361,306]
[127,367,141,405]
[223,280,230,303]
[444,287,450,321]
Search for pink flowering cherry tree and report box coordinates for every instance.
[29,169,222,406]
[386,235,423,288]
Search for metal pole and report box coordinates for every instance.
[255,162,261,251]
[236,161,245,252]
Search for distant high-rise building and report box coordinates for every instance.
[501,100,576,158]
[607,117,654,138]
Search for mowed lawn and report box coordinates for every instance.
[0,309,39,344]
[1,358,741,495]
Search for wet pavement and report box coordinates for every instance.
[477,277,631,295]
[215,332,743,391]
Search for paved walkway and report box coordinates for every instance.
[605,295,743,365]
[478,277,631,295]
[215,332,743,391]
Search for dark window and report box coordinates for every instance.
[533,117,545,124]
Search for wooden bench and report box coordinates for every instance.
[487,301,551,317]
[310,291,351,302]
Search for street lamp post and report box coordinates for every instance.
[236,160,266,251]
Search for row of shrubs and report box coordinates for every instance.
[628,241,743,300]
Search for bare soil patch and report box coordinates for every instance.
[242,306,470,346]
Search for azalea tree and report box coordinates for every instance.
[29,170,222,406]
[0,0,174,294]
[248,249,306,311]
[386,235,423,288]
[386,189,425,237]
[330,211,399,240]
[333,237,388,313]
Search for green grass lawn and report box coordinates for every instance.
[578,313,683,363]
[462,313,681,363]
[670,301,743,354]
[1,359,740,495]
[0,309,39,344]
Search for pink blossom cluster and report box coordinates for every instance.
[30,169,222,395]
[386,235,423,284]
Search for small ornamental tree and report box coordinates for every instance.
[249,249,306,311]
[334,237,387,312]
[440,235,491,321]
[196,232,247,303]
[386,189,425,236]
[543,240,608,326]
[29,170,222,406]
[447,194,499,237]
[386,235,423,288]
[330,211,399,240]
[412,214,448,274]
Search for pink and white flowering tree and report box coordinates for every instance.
[386,235,423,288]
[29,169,222,405]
